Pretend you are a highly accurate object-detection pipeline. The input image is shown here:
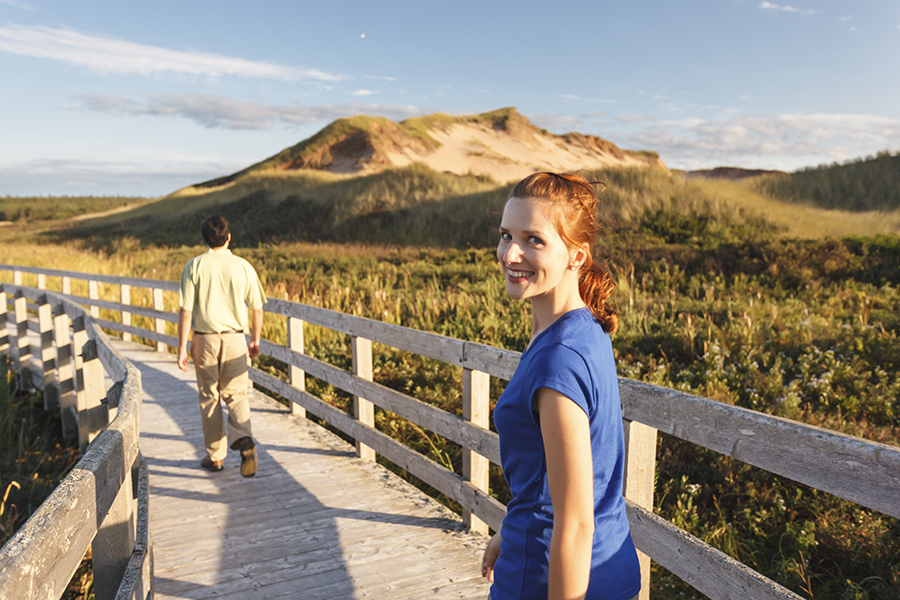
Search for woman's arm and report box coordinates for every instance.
[536,387,595,600]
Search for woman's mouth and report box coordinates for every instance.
[506,268,532,282]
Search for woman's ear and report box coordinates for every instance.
[569,243,590,271]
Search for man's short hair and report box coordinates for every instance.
[201,214,230,248]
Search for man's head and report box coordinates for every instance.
[201,214,230,248]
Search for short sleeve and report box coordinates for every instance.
[178,259,196,310]
[243,262,267,309]
[524,344,594,421]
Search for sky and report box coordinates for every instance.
[1,0,899,197]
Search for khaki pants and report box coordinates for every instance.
[192,332,253,461]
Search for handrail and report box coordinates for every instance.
[0,283,150,600]
[3,264,898,600]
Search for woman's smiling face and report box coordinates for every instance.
[497,196,577,303]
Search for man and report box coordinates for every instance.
[177,214,267,477]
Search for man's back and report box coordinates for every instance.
[179,247,266,334]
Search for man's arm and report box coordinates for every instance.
[248,308,263,359]
[177,308,192,371]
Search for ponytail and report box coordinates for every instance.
[579,262,618,333]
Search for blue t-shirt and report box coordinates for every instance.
[491,307,640,600]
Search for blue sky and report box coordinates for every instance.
[1,0,898,197]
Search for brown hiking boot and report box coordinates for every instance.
[239,438,257,477]
[201,456,224,472]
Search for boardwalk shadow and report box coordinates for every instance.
[130,346,358,600]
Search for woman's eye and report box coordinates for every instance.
[500,231,511,241]
[528,236,544,245]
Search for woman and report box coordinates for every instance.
[482,172,640,600]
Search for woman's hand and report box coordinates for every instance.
[482,532,502,581]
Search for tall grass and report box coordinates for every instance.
[752,150,900,212]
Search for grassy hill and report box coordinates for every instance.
[752,149,900,212]
[41,162,900,252]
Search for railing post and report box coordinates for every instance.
[14,290,31,379]
[62,276,71,295]
[73,321,106,451]
[351,336,375,461]
[463,367,490,534]
[120,284,132,342]
[88,279,100,319]
[623,419,658,600]
[38,295,58,409]
[13,270,22,285]
[152,288,166,352]
[54,304,78,438]
[72,317,89,449]
[37,273,46,290]
[0,288,8,355]
[92,454,136,600]
[287,316,306,418]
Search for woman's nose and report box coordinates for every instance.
[503,241,522,263]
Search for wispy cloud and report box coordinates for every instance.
[78,93,436,130]
[760,2,817,15]
[0,25,343,81]
[528,113,580,130]
[0,156,249,196]
[617,115,653,124]
[0,0,36,11]
[619,112,900,169]
[351,89,377,96]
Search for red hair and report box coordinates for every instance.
[508,172,618,333]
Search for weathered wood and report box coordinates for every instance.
[352,336,375,461]
[88,280,100,319]
[151,288,166,352]
[259,339,501,464]
[287,316,306,418]
[14,290,30,375]
[53,304,78,438]
[250,368,507,530]
[0,289,8,354]
[92,454,135,600]
[38,295,58,408]
[0,263,178,292]
[620,378,900,519]
[626,500,802,600]
[72,316,90,451]
[0,299,146,600]
[462,368,490,534]
[59,294,176,324]
[120,284,132,343]
[264,297,520,378]
[81,338,109,444]
[623,419,657,600]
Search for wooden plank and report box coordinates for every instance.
[0,263,178,291]
[58,294,177,324]
[620,378,900,519]
[0,288,8,355]
[286,316,306,418]
[250,369,507,530]
[120,284,132,343]
[259,339,501,464]
[626,500,802,600]
[623,419,657,600]
[352,335,375,461]
[264,297,520,378]
[462,367,490,534]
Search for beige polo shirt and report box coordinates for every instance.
[178,248,267,334]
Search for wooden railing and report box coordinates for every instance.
[2,263,899,600]
[0,278,150,600]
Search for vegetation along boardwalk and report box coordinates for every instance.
[121,339,491,600]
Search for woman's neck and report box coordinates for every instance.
[528,280,586,345]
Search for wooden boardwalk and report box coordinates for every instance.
[115,340,491,600]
